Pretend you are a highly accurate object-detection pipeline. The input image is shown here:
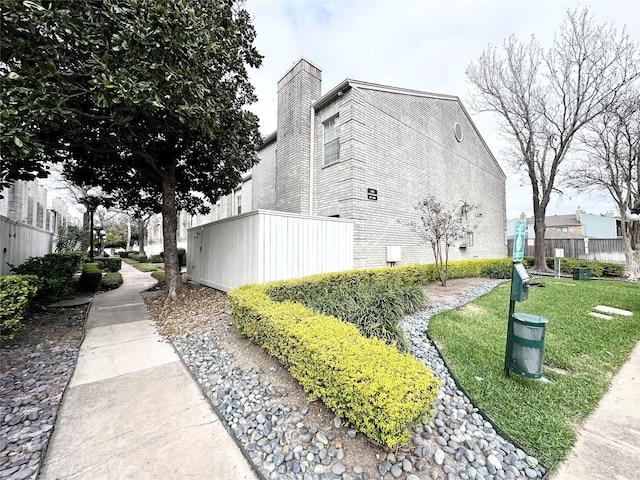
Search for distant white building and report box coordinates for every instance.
[0,180,77,274]
[506,209,621,240]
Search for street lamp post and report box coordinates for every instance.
[95,227,106,256]
[76,188,103,262]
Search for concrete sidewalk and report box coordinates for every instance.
[551,339,640,480]
[40,262,259,479]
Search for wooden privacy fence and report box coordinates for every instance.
[187,210,354,292]
[0,216,54,276]
[507,237,626,263]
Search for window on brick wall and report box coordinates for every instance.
[460,231,474,247]
[37,203,44,228]
[323,115,340,165]
[27,197,34,225]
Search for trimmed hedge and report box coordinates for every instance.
[148,254,163,264]
[229,258,513,448]
[100,272,123,290]
[94,256,122,272]
[267,259,512,302]
[129,253,148,263]
[0,275,38,341]
[10,252,83,302]
[522,256,626,277]
[79,263,103,291]
[229,284,440,448]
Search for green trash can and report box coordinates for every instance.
[573,267,591,280]
[509,313,549,379]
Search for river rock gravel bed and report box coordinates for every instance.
[0,280,548,480]
[167,279,547,480]
[0,305,87,480]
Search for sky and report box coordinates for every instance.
[243,0,640,221]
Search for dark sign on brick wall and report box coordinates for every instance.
[367,188,377,201]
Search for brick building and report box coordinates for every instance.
[0,180,78,274]
[185,58,508,267]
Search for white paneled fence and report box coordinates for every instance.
[187,210,354,292]
[1,216,54,276]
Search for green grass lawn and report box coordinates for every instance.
[428,278,640,470]
[122,258,163,272]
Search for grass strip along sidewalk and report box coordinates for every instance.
[429,278,640,469]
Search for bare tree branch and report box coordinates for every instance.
[467,7,640,271]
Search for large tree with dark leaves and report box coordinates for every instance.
[1,0,262,299]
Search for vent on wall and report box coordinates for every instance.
[454,122,463,142]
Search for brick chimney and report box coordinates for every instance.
[576,207,584,222]
[275,58,322,214]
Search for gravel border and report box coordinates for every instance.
[172,279,547,480]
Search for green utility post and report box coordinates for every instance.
[505,220,528,377]
[504,220,549,379]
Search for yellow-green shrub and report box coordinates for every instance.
[266,258,512,301]
[229,284,440,448]
[1,275,38,341]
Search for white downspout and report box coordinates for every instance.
[309,105,315,215]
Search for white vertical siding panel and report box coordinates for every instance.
[0,216,53,275]
[289,217,297,279]
[186,210,353,291]
[257,213,265,284]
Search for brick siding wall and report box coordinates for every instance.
[312,87,506,268]
[274,59,321,213]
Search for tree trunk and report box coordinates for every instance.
[138,220,146,255]
[623,219,640,280]
[126,216,131,251]
[160,174,181,301]
[532,209,551,272]
[626,249,640,281]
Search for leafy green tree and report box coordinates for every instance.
[55,224,88,253]
[104,231,125,250]
[1,0,262,299]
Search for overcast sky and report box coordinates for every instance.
[244,0,640,220]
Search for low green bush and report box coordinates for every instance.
[151,270,166,286]
[602,262,625,277]
[267,259,512,303]
[229,284,440,449]
[79,263,103,292]
[177,248,186,267]
[100,272,123,290]
[148,254,163,264]
[0,275,39,341]
[10,252,83,302]
[118,251,129,258]
[522,256,624,277]
[159,248,187,266]
[94,256,122,272]
[269,280,426,352]
[136,254,148,263]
